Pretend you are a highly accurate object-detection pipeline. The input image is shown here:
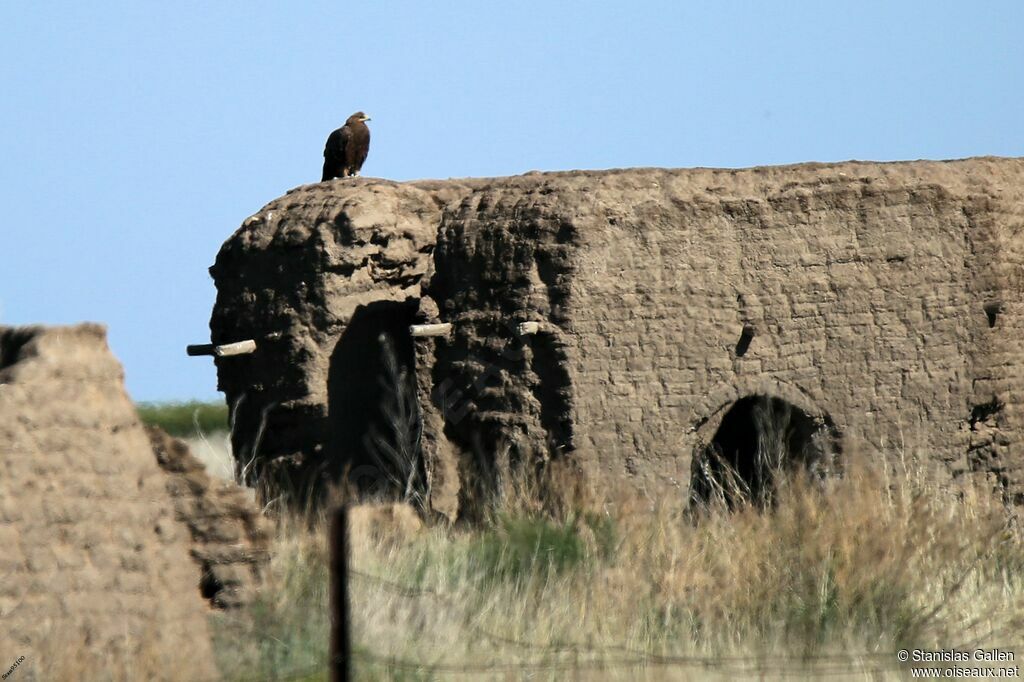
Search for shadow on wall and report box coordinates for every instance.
[327,300,422,496]
[690,394,841,508]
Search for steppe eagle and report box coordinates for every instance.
[322,112,371,181]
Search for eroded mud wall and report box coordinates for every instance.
[211,158,1024,516]
[209,181,465,496]
[559,160,1024,502]
[0,325,220,678]
[423,185,579,515]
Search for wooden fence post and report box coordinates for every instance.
[329,504,351,682]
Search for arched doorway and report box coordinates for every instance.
[326,300,425,503]
[690,394,839,508]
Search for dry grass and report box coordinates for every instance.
[183,430,234,481]
[210,451,1024,680]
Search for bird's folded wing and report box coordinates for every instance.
[324,126,351,157]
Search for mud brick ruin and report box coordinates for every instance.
[0,324,269,671]
[210,157,1024,519]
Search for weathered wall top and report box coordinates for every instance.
[210,157,1024,518]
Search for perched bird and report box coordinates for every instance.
[322,112,371,181]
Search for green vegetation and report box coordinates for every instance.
[467,515,590,584]
[467,512,617,585]
[210,454,1024,680]
[135,400,228,437]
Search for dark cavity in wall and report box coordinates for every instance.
[970,396,1003,429]
[199,561,223,604]
[528,331,574,455]
[690,395,838,508]
[327,300,423,499]
[984,302,1003,329]
[735,325,756,357]
[0,327,37,372]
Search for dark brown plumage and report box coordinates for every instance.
[322,111,371,181]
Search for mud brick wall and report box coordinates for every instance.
[210,157,1024,519]
[0,324,269,679]
[0,325,218,678]
[147,426,270,609]
[556,162,1024,501]
[209,180,471,494]
[424,187,580,515]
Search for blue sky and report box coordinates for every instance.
[2,1,1022,402]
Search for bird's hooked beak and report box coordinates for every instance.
[361,115,371,122]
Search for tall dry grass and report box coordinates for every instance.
[210,450,1024,680]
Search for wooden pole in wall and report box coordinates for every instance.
[329,504,351,682]
[185,339,257,357]
[409,323,452,337]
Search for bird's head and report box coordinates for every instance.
[349,111,371,124]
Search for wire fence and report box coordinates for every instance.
[318,512,1021,681]
[341,568,897,679]
[7,482,1022,679]
[6,483,1022,681]
[5,438,1022,681]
